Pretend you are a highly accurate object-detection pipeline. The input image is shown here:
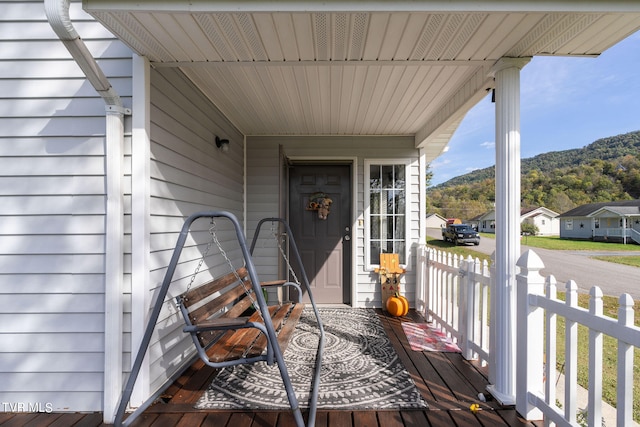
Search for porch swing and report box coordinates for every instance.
[114,211,324,427]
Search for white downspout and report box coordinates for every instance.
[45,0,130,423]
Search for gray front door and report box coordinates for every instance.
[288,164,351,304]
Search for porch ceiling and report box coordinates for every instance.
[84,1,640,161]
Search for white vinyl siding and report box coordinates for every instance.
[244,144,282,283]
[144,67,244,395]
[0,0,132,412]
[246,136,420,308]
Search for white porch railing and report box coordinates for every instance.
[416,245,640,427]
[417,246,491,366]
[593,227,640,244]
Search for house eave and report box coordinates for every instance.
[83,0,640,14]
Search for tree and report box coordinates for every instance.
[521,222,538,236]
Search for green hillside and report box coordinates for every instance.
[426,130,640,220]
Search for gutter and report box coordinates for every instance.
[45,0,130,423]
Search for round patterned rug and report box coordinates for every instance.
[195,308,428,410]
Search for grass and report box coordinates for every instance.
[592,255,640,267]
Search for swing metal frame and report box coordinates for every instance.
[113,211,324,427]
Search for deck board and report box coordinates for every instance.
[0,310,541,427]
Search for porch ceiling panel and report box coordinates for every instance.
[179,62,480,136]
[85,3,640,158]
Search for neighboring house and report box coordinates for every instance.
[477,210,497,233]
[477,207,559,235]
[2,0,639,423]
[521,207,560,236]
[467,214,483,231]
[558,200,640,243]
[426,213,447,230]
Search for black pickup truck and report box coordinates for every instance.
[442,224,480,245]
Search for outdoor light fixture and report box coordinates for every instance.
[215,136,230,152]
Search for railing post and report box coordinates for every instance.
[515,249,545,420]
[480,258,490,363]
[416,245,427,317]
[617,293,634,427]
[488,251,496,386]
[588,287,604,427]
[459,255,475,360]
[427,248,436,322]
[564,280,579,424]
[544,275,558,421]
[452,254,460,335]
[458,256,467,356]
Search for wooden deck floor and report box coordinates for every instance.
[0,310,541,427]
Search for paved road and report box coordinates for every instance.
[427,228,640,299]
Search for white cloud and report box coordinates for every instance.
[480,141,495,149]
[429,157,451,170]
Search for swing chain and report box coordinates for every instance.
[183,220,217,300]
[272,221,300,285]
[210,219,264,321]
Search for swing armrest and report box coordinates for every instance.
[186,317,250,332]
[260,280,287,287]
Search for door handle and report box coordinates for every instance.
[344,235,351,241]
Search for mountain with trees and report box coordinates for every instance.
[426,130,640,220]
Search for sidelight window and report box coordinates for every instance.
[365,161,408,268]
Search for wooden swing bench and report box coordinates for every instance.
[177,266,305,367]
[115,212,324,427]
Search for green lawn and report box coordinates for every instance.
[592,255,640,267]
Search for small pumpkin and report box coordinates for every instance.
[386,292,409,317]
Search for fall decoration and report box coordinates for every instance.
[386,292,409,317]
[306,192,333,220]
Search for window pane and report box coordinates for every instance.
[394,165,405,187]
[385,217,394,239]
[370,165,381,189]
[370,241,380,264]
[370,191,380,214]
[370,216,380,239]
[384,241,394,254]
[395,216,405,239]
[394,190,405,214]
[383,190,392,214]
[382,165,394,188]
[387,190,395,214]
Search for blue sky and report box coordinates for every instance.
[429,30,640,186]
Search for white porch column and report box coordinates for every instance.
[487,57,530,405]
[130,54,151,408]
[103,105,126,422]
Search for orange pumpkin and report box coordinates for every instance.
[386,292,409,317]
